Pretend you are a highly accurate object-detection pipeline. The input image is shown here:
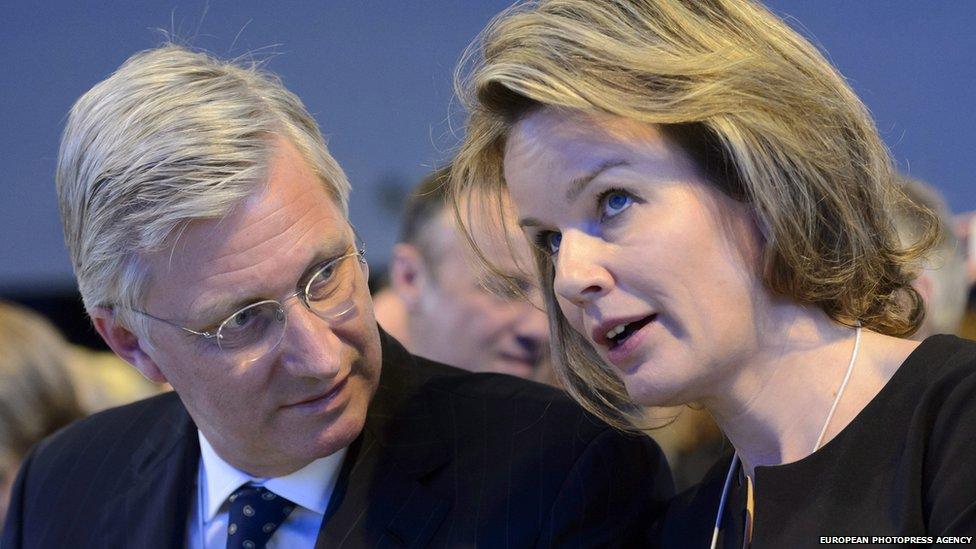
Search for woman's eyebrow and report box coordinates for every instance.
[518,158,631,229]
[565,158,629,201]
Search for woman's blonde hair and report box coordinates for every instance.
[451,0,938,429]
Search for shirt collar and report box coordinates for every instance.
[198,430,347,521]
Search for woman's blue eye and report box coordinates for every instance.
[535,231,561,254]
[602,191,632,217]
[547,232,562,253]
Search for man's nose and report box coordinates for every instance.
[552,230,613,307]
[278,300,343,378]
[514,297,549,350]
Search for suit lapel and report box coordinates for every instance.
[99,394,200,548]
[316,330,451,548]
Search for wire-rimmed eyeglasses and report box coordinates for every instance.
[124,239,367,363]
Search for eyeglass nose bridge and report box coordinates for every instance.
[263,291,318,355]
[260,288,359,358]
[222,245,367,362]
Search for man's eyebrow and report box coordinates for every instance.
[566,158,630,201]
[295,244,350,287]
[193,242,353,324]
[196,298,253,328]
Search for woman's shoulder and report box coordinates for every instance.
[904,335,976,535]
[907,334,976,366]
[898,334,976,398]
[836,334,975,441]
[902,334,976,434]
[861,335,976,454]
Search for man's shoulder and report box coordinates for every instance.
[388,355,674,546]
[7,392,197,547]
[403,354,615,442]
[415,354,566,399]
[380,330,577,412]
[30,391,189,470]
[382,329,665,459]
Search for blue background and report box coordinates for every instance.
[2,1,973,292]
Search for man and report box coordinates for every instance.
[378,167,552,382]
[2,46,671,548]
[892,175,969,339]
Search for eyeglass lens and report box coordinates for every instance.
[214,252,361,361]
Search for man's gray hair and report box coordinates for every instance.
[57,45,350,329]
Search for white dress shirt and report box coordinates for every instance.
[186,431,347,549]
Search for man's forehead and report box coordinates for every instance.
[143,138,352,317]
[166,168,347,267]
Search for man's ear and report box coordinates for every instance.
[389,243,429,310]
[89,306,169,384]
[913,273,934,307]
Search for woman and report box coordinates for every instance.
[451,0,975,545]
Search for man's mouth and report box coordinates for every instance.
[285,376,348,410]
[498,352,540,368]
[603,314,657,350]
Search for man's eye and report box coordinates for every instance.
[534,231,561,254]
[318,263,338,280]
[600,189,633,219]
[230,308,255,327]
[513,277,534,294]
[307,260,341,301]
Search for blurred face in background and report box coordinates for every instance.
[393,198,551,382]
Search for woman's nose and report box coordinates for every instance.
[552,230,613,307]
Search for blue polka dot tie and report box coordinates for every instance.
[225,484,296,549]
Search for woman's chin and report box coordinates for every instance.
[623,373,698,409]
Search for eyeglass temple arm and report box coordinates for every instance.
[124,307,220,340]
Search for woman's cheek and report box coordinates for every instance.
[556,296,586,336]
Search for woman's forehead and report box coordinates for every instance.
[507,110,674,180]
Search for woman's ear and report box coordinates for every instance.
[88,306,168,384]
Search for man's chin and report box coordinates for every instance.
[307,403,368,458]
[485,358,538,380]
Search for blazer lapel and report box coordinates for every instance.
[98,395,200,548]
[316,331,451,548]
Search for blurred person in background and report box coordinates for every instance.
[383,166,553,383]
[892,175,969,340]
[67,344,166,414]
[369,284,410,347]
[954,211,976,340]
[0,300,86,532]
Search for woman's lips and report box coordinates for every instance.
[605,314,657,369]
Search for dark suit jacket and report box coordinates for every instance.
[2,330,672,548]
